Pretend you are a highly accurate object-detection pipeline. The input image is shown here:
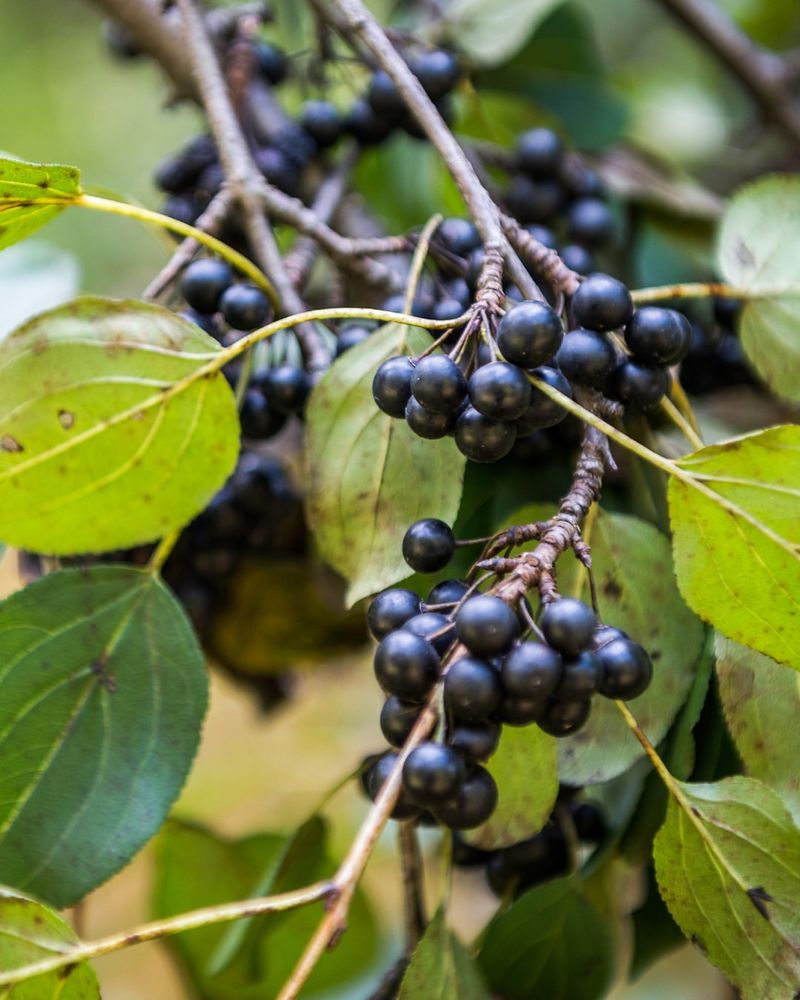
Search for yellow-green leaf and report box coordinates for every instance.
[669,425,800,670]
[0,157,81,251]
[0,296,239,555]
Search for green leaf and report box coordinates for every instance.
[0,296,239,555]
[0,242,80,341]
[654,776,800,999]
[463,723,557,850]
[668,425,800,670]
[477,877,614,999]
[398,907,488,1000]
[0,565,208,907]
[445,0,567,66]
[716,636,800,822]
[154,818,379,999]
[0,888,100,998]
[305,324,465,605]
[717,175,800,400]
[0,157,81,251]
[507,506,704,784]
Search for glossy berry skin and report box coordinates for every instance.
[263,365,310,414]
[555,329,616,389]
[506,175,563,224]
[541,598,597,655]
[403,612,454,657]
[610,360,668,412]
[300,100,342,148]
[437,218,481,257]
[566,198,615,247]
[380,696,422,747]
[468,362,532,421]
[554,651,604,700]
[434,765,498,829]
[444,656,503,721]
[405,397,457,439]
[432,298,466,324]
[180,259,233,314]
[516,367,573,432]
[402,518,455,573]
[497,301,563,369]
[411,355,467,413]
[455,407,516,463]
[455,595,520,657]
[426,578,469,608]
[572,274,633,332]
[368,752,420,820]
[410,49,460,97]
[403,742,466,806]
[239,389,286,440]
[367,70,404,114]
[591,625,628,650]
[502,642,562,700]
[448,721,500,762]
[517,127,563,177]
[625,307,692,365]
[374,630,439,701]
[219,284,271,331]
[373,356,415,417]
[538,698,591,737]
[597,638,653,700]
[367,587,421,640]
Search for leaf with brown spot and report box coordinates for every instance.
[0,157,81,252]
[0,296,238,555]
[305,324,465,605]
[654,776,800,999]
[0,888,99,997]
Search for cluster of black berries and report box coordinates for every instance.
[453,792,607,897]
[681,296,755,394]
[504,127,615,276]
[372,270,693,463]
[359,518,653,827]
[178,258,310,438]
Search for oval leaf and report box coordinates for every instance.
[0,888,99,998]
[654,776,800,999]
[0,157,81,251]
[506,506,704,784]
[305,324,465,605]
[717,175,800,400]
[0,296,239,555]
[0,565,208,907]
[716,635,800,822]
[477,877,614,1000]
[463,723,557,849]
[669,425,800,670]
[398,907,488,1000]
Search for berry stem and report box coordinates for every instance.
[398,822,426,949]
[631,280,747,304]
[660,395,705,450]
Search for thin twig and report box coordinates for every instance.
[398,823,426,948]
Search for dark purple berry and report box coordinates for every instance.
[554,651,604,700]
[597,638,653,700]
[434,765,498,829]
[367,588,421,640]
[538,698,591,736]
[405,397,458,439]
[403,742,466,806]
[609,360,668,412]
[566,198,616,247]
[517,367,573,431]
[502,642,562,700]
[468,362,532,421]
[374,631,439,701]
[220,284,272,331]
[402,518,455,573]
[180,258,233,314]
[380,696,423,747]
[448,721,501,762]
[403,612,454,657]
[541,598,597,655]
[411,355,467,413]
[516,128,564,177]
[555,329,616,389]
[497,301,563,369]
[625,307,692,365]
[455,595,520,657]
[368,751,421,819]
[455,407,516,463]
[572,274,633,332]
[444,656,503,721]
[373,356,414,417]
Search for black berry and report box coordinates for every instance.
[437,218,481,257]
[426,579,469,608]
[405,397,457,439]
[554,651,604,700]
[517,367,573,432]
[367,70,404,114]
[374,630,439,701]
[300,100,342,148]
[560,244,595,275]
[180,259,233,314]
[254,41,289,85]
[455,595,520,657]
[368,751,420,819]
[625,307,692,365]
[571,274,633,332]
[566,198,615,247]
[263,365,311,414]
[380,696,422,747]
[373,356,414,417]
[402,518,455,573]
[468,362,532,421]
[444,656,503,721]
[434,765,498,829]
[367,587,421,639]
[541,598,597,655]
[609,360,668,411]
[455,407,517,463]
[597,638,653,700]
[345,98,395,145]
[403,742,466,806]
[239,389,286,440]
[411,355,467,413]
[516,127,564,177]
[555,329,616,389]
[496,694,546,725]
[538,698,591,736]
[403,612,454,657]
[220,284,272,331]
[506,175,563,224]
[410,49,460,97]
[448,721,500,762]
[497,301,563,369]
[501,642,562,700]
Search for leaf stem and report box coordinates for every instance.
[661,395,704,450]
[74,193,280,308]
[148,530,180,573]
[0,881,331,985]
[631,281,745,303]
